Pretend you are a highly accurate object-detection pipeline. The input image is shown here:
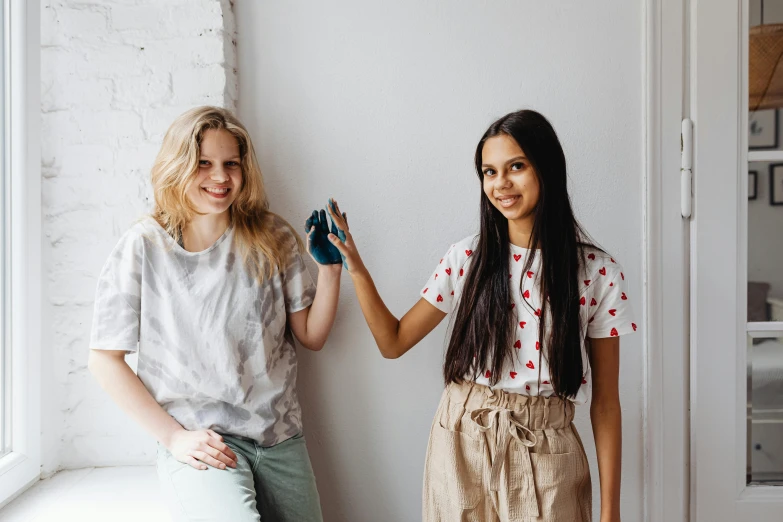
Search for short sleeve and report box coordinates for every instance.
[586,262,637,338]
[420,242,470,314]
[90,234,143,353]
[281,240,316,314]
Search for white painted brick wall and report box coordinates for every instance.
[41,0,237,474]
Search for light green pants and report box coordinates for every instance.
[156,432,323,522]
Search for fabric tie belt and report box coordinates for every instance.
[468,407,541,518]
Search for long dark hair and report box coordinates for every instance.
[443,110,597,398]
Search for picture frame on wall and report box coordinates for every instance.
[770,164,783,206]
[749,109,779,150]
[749,170,758,200]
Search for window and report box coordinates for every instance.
[747,0,783,486]
[0,0,9,462]
[0,0,40,507]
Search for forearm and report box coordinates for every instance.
[322,202,438,358]
[591,398,623,521]
[300,266,341,350]
[349,268,404,358]
[88,351,184,448]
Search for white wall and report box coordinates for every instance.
[40,0,236,474]
[236,2,644,521]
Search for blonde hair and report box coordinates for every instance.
[150,106,302,279]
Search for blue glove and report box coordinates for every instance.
[304,206,345,266]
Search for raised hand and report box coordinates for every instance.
[325,198,363,273]
[305,207,344,266]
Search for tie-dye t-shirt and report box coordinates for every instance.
[89,216,316,446]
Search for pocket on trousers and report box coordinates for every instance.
[427,423,484,509]
[156,445,191,477]
[529,452,590,520]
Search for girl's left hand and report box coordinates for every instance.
[304,208,345,267]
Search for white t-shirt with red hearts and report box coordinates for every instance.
[420,236,636,404]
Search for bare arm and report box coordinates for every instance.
[88,349,237,470]
[350,272,446,358]
[288,264,341,351]
[588,336,622,522]
[88,349,184,446]
[326,199,446,358]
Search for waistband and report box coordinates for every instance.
[445,380,575,430]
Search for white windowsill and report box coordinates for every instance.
[0,467,171,522]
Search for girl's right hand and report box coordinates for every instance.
[326,198,366,275]
[167,428,238,470]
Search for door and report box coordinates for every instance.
[690,0,783,519]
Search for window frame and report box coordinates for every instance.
[0,0,40,507]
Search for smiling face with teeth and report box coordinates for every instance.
[186,128,243,217]
[480,134,540,236]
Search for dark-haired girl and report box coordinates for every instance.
[325,110,636,522]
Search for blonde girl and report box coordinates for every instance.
[88,106,339,522]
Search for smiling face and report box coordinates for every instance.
[481,134,540,227]
[186,128,243,216]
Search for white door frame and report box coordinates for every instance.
[645,0,690,521]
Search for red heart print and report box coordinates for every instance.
[451,291,454,295]
[588,253,596,260]
[465,250,473,256]
[510,303,515,310]
[611,258,615,263]
[519,321,527,328]
[459,268,464,277]
[514,340,521,349]
[584,280,591,286]
[437,295,444,302]
[590,298,597,306]
[535,308,541,316]
[526,360,535,369]
[599,267,607,276]
[535,341,540,350]
[621,272,625,280]
[527,271,534,278]
[610,327,619,337]
[513,254,522,262]
[525,385,531,391]
[582,378,588,384]
[445,268,452,275]
[509,273,513,279]
[589,316,595,323]
[609,309,617,316]
[435,274,438,279]
[580,296,586,306]
[609,282,614,287]
[423,288,428,294]
[485,370,491,378]
[510,371,517,379]
[440,258,443,264]
[632,323,637,331]
[523,290,530,299]
[543,380,550,385]
[621,292,627,300]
